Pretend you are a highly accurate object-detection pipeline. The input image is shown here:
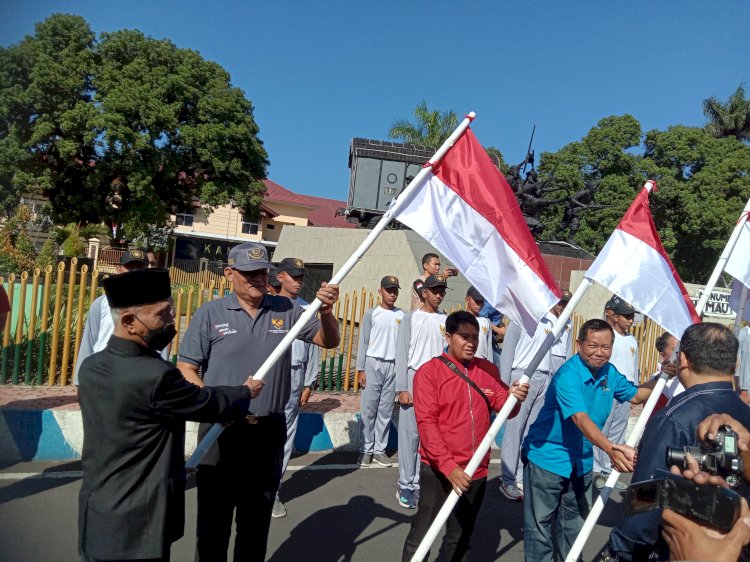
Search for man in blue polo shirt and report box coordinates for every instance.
[522,318,669,562]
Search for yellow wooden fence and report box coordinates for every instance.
[0,259,669,388]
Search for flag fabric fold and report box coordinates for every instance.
[725,215,750,292]
[394,128,560,335]
[585,186,700,339]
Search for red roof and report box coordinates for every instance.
[262,179,354,229]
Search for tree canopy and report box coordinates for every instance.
[703,84,750,142]
[535,115,750,282]
[0,14,268,245]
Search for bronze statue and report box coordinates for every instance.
[554,180,610,243]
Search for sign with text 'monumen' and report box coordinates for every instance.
[691,288,735,318]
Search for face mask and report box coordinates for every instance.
[135,316,177,351]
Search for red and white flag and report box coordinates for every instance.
[585,184,700,339]
[394,128,561,335]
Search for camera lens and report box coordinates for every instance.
[666,446,686,468]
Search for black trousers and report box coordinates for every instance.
[402,463,487,562]
[195,413,286,562]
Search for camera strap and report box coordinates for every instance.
[437,355,492,412]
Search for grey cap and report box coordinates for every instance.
[267,267,281,288]
[120,249,149,267]
[227,242,272,272]
[605,295,635,315]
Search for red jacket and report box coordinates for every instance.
[413,353,519,480]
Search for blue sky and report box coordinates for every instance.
[2,1,748,201]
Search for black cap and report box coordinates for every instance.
[560,290,572,303]
[466,286,485,302]
[605,295,635,314]
[102,268,172,308]
[120,249,149,267]
[227,242,272,272]
[277,257,305,276]
[267,267,281,288]
[381,275,400,289]
[423,274,449,289]
[413,278,425,296]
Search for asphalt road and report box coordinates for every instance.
[0,453,628,562]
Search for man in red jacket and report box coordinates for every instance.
[401,310,530,562]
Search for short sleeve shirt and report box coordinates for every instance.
[524,354,637,478]
[178,292,320,416]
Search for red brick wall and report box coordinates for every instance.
[541,254,594,291]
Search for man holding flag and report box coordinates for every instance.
[522,318,675,562]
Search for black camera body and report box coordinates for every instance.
[625,472,742,533]
[666,424,743,488]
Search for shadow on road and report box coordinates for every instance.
[0,460,81,506]
[269,494,410,562]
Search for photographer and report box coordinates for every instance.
[661,413,750,562]
[602,323,750,562]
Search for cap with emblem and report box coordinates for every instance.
[381,275,400,289]
[423,274,449,289]
[605,295,635,314]
[560,290,573,303]
[120,249,149,267]
[267,267,281,288]
[227,242,272,272]
[103,268,172,308]
[277,257,305,277]
[466,286,485,302]
[413,278,425,297]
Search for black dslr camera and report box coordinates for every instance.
[625,472,742,532]
[666,424,743,488]
[624,425,746,533]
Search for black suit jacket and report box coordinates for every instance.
[77,336,250,560]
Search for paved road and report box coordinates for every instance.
[0,453,629,561]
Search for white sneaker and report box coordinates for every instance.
[499,482,524,501]
[516,482,524,492]
[272,496,287,518]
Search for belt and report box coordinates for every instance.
[243,415,271,425]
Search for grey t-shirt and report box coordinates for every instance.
[178,292,320,416]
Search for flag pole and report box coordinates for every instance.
[733,284,748,336]
[694,197,750,317]
[186,112,477,469]
[410,277,594,562]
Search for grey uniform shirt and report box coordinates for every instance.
[292,298,320,388]
[178,292,320,416]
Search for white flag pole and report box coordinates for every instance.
[694,197,750,317]
[186,112,477,469]
[733,284,748,336]
[410,277,594,562]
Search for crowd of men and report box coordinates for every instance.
[74,245,750,561]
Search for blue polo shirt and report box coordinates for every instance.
[523,354,637,478]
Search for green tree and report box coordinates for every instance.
[642,125,750,282]
[0,14,268,241]
[54,222,109,257]
[538,115,644,251]
[0,204,36,272]
[703,84,750,142]
[388,101,459,147]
